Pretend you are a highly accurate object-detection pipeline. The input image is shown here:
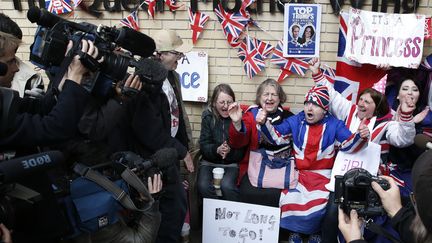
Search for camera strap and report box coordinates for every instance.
[73,163,154,212]
[365,218,402,243]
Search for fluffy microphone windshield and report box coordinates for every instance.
[134,58,168,85]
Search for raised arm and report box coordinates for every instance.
[309,58,352,121]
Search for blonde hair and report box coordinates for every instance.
[0,31,21,57]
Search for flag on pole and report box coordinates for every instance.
[120,11,140,31]
[188,8,210,44]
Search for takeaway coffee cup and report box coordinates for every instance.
[212,167,225,189]
[181,223,190,243]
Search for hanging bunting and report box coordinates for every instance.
[144,0,156,18]
[165,0,185,11]
[188,8,210,44]
[271,40,311,76]
[214,3,249,45]
[120,10,140,31]
[237,35,265,79]
[254,38,273,59]
[277,68,292,82]
[45,0,73,14]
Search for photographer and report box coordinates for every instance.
[338,150,432,243]
[0,33,100,243]
[0,35,96,148]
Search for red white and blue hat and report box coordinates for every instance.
[304,85,330,111]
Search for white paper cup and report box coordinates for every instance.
[181,223,190,243]
[212,167,225,189]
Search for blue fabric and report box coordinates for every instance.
[70,177,127,233]
[256,148,293,188]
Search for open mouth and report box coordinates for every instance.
[306,112,314,119]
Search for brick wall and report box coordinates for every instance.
[1,0,431,148]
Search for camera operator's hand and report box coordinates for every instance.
[338,208,363,242]
[183,152,195,173]
[148,174,162,194]
[0,223,12,243]
[67,40,100,83]
[115,74,142,102]
[372,176,402,218]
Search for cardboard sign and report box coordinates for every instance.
[283,3,321,57]
[203,199,280,243]
[345,8,425,68]
[176,51,208,102]
[326,142,381,192]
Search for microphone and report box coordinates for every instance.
[414,134,432,150]
[114,27,156,58]
[150,148,178,169]
[0,62,7,76]
[133,58,168,85]
[27,6,64,28]
[0,151,64,183]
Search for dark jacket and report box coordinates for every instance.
[0,80,90,149]
[107,83,189,160]
[199,109,244,164]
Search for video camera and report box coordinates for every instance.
[334,168,390,217]
[111,148,179,186]
[26,7,167,95]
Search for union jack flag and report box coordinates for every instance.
[143,0,156,18]
[188,8,210,44]
[320,64,336,84]
[254,38,273,59]
[120,11,139,31]
[271,40,311,76]
[165,0,184,11]
[334,13,386,102]
[237,35,265,79]
[214,3,249,45]
[46,0,73,14]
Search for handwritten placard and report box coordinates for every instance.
[176,51,209,102]
[203,199,280,243]
[326,142,381,192]
[345,8,425,68]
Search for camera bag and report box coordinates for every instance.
[68,163,154,234]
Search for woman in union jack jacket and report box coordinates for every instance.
[260,84,370,239]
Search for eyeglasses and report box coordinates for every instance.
[167,51,185,60]
[262,93,279,98]
[217,100,233,106]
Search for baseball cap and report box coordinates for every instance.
[153,30,192,53]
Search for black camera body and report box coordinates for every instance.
[27,7,158,91]
[334,168,390,217]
